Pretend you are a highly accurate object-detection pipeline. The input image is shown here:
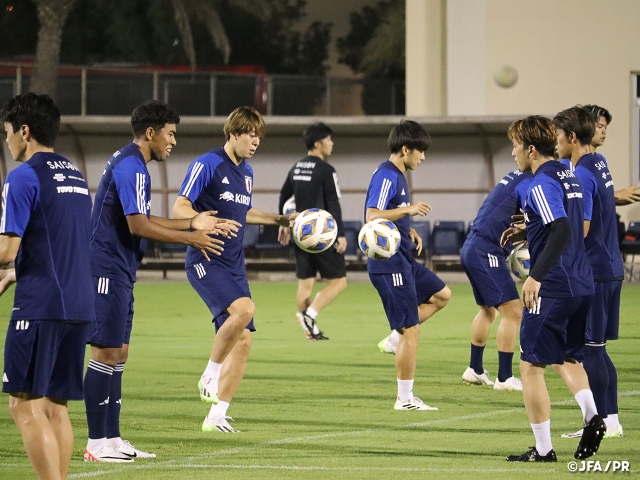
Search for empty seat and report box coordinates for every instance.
[410,220,431,265]
[430,220,466,269]
[342,220,363,258]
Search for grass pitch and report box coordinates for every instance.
[0,280,639,479]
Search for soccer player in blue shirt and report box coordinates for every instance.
[84,100,238,462]
[1,93,94,480]
[460,167,533,391]
[555,106,625,440]
[502,115,604,462]
[173,106,293,432]
[364,120,451,411]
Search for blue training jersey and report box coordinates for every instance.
[466,169,533,253]
[179,147,253,275]
[573,153,624,281]
[1,152,94,322]
[524,161,594,298]
[364,160,413,274]
[90,143,151,286]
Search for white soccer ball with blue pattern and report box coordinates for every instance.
[282,196,296,215]
[358,218,401,260]
[292,208,338,253]
[508,242,530,281]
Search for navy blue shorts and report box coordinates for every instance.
[87,276,134,348]
[186,263,255,332]
[586,280,621,343]
[3,320,91,400]
[461,242,519,308]
[369,261,446,330]
[520,294,592,365]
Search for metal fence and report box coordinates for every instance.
[0,64,405,116]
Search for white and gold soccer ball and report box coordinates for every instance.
[292,208,338,253]
[507,242,530,281]
[358,218,401,260]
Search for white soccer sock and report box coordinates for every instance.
[397,378,414,402]
[208,400,230,419]
[203,360,222,380]
[531,420,552,456]
[605,414,620,429]
[305,307,318,319]
[388,330,400,347]
[574,389,598,424]
[87,437,107,451]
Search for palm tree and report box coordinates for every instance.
[29,0,80,96]
[29,0,270,96]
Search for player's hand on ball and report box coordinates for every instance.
[189,230,225,261]
[408,201,432,217]
[500,226,526,247]
[278,225,291,246]
[409,227,422,256]
[276,212,298,227]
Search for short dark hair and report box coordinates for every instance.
[388,120,431,154]
[131,100,180,137]
[553,106,595,146]
[303,122,332,150]
[583,104,612,125]
[508,115,557,157]
[0,92,60,147]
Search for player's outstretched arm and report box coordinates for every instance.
[614,185,640,205]
[126,214,224,261]
[246,208,296,227]
[365,201,431,223]
[0,268,16,297]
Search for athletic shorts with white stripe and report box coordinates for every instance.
[369,260,445,330]
[87,275,134,348]
[520,294,592,365]
[460,239,519,308]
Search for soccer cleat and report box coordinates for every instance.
[378,335,396,354]
[507,446,557,462]
[493,376,523,391]
[462,367,494,386]
[198,377,219,404]
[394,396,438,411]
[202,415,240,433]
[604,424,623,438]
[109,438,156,459]
[575,415,606,460]
[83,444,134,463]
[561,428,583,439]
[296,312,329,341]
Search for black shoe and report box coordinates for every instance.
[575,415,606,460]
[298,313,329,341]
[507,446,557,462]
[312,331,329,340]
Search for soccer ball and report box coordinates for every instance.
[282,196,296,215]
[508,242,530,281]
[358,218,401,260]
[292,208,337,253]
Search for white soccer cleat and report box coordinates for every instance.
[378,335,396,354]
[83,444,134,463]
[109,438,156,458]
[604,424,624,438]
[198,376,219,404]
[561,428,583,439]
[394,396,438,411]
[493,376,523,391]
[462,367,494,386]
[202,415,240,433]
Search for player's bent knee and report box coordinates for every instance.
[431,285,451,309]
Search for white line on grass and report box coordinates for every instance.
[60,389,638,479]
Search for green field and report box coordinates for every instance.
[0,281,638,479]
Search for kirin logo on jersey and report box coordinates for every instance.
[245,176,252,194]
[220,192,235,202]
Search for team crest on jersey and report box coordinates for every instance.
[245,176,252,193]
